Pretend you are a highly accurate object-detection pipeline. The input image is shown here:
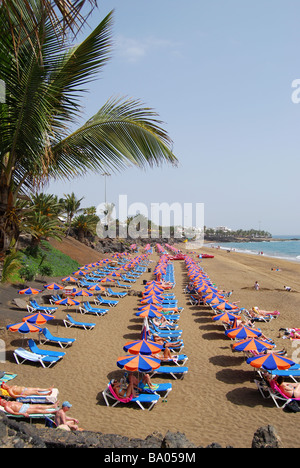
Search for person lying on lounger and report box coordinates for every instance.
[152,334,182,348]
[251,307,280,317]
[279,328,300,340]
[275,377,300,399]
[54,401,81,431]
[0,398,58,417]
[111,379,138,399]
[152,316,174,328]
[1,382,54,398]
[127,372,157,391]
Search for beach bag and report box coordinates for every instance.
[284,400,300,413]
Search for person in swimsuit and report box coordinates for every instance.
[152,334,182,349]
[54,401,81,431]
[111,379,138,398]
[0,398,58,417]
[1,383,54,398]
[276,377,300,399]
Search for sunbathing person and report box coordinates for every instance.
[153,348,181,362]
[54,401,81,431]
[0,398,58,417]
[152,316,175,328]
[152,334,183,348]
[252,307,280,317]
[127,372,157,391]
[1,382,54,398]
[111,379,138,398]
[276,376,300,399]
[160,279,173,289]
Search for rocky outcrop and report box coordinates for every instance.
[252,425,282,448]
[0,414,282,449]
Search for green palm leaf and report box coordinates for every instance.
[50,96,177,180]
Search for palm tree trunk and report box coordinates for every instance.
[0,186,13,252]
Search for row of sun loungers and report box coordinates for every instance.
[102,250,189,410]
[2,252,153,422]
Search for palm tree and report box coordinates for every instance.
[61,192,84,236]
[0,3,177,252]
[2,0,98,59]
[1,249,22,283]
[25,211,63,245]
[72,213,99,242]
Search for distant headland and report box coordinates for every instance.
[203,228,300,243]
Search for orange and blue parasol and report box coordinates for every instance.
[246,353,296,370]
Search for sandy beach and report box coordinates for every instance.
[1,241,300,448]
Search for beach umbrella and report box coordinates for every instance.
[116,354,161,373]
[22,312,55,325]
[43,283,63,290]
[212,302,239,311]
[55,297,80,307]
[225,326,262,340]
[108,272,121,277]
[203,296,224,305]
[246,353,296,371]
[212,312,241,323]
[61,276,78,283]
[98,276,116,283]
[138,303,163,312]
[87,284,106,292]
[136,309,164,319]
[73,270,87,276]
[72,290,93,297]
[7,321,42,334]
[123,339,163,355]
[140,296,163,305]
[232,338,274,353]
[18,288,41,296]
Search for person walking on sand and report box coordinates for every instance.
[254,281,260,291]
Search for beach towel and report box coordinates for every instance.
[0,373,17,384]
[108,385,133,403]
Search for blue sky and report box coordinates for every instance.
[47,0,300,235]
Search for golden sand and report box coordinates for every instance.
[1,244,300,448]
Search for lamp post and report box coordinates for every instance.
[102,172,111,227]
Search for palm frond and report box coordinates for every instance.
[49,96,177,180]
[2,0,98,53]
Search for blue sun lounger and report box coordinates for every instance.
[102,383,159,410]
[116,280,132,289]
[94,295,118,307]
[151,366,189,380]
[39,328,75,348]
[28,339,66,358]
[79,301,109,316]
[106,288,128,298]
[63,314,95,330]
[149,325,183,338]
[269,365,300,382]
[13,348,61,368]
[28,300,57,314]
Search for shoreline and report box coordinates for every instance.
[203,241,300,264]
[1,242,300,447]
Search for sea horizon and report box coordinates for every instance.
[206,234,300,262]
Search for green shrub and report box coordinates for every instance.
[19,264,37,282]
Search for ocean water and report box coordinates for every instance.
[208,235,300,262]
